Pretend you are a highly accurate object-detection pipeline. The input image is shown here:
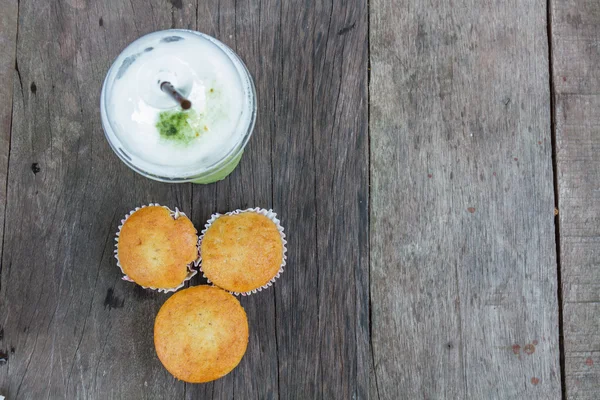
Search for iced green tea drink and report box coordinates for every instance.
[101,30,256,183]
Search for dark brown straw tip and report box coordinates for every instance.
[160,81,192,110]
[181,99,191,110]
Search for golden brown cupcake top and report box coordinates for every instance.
[117,206,197,289]
[154,285,249,383]
[200,212,283,293]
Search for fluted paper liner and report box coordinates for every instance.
[114,203,199,293]
[198,208,287,296]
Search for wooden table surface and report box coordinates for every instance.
[0,0,598,399]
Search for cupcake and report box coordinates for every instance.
[154,285,249,383]
[115,204,198,292]
[199,208,286,295]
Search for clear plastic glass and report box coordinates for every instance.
[100,29,257,184]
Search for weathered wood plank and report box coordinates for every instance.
[191,0,371,398]
[370,0,561,398]
[0,0,370,399]
[0,0,18,297]
[271,1,319,397]
[187,1,280,398]
[271,0,369,397]
[551,0,600,397]
[0,1,192,398]
[311,0,369,397]
[551,0,600,389]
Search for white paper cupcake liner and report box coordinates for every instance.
[197,208,287,296]
[114,203,199,293]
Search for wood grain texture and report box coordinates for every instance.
[0,0,18,295]
[272,0,369,397]
[188,0,280,398]
[551,2,600,395]
[189,0,369,398]
[0,1,194,398]
[0,0,369,399]
[307,0,369,397]
[370,0,561,398]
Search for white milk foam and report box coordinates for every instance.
[105,31,249,173]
